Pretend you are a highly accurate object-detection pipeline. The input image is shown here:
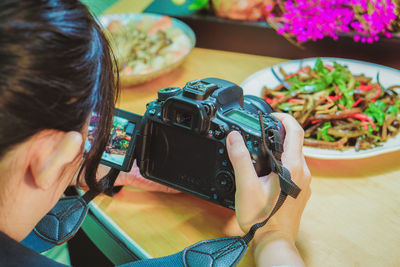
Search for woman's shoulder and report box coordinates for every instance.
[0,231,67,267]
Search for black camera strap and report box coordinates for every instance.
[241,171,297,244]
[241,112,301,244]
[22,168,121,253]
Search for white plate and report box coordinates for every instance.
[241,57,400,160]
[100,13,195,86]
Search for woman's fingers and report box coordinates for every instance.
[272,113,304,160]
[226,131,260,196]
[226,131,272,227]
[272,113,309,187]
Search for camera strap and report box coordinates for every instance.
[21,168,120,253]
[241,112,301,243]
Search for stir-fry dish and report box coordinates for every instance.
[262,59,400,151]
[106,15,192,76]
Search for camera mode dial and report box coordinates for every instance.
[158,87,181,101]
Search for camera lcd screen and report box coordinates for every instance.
[103,117,135,166]
[226,110,261,130]
[86,110,141,171]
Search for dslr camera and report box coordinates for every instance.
[94,78,285,209]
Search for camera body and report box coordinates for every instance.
[134,78,285,209]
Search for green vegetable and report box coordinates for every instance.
[278,102,293,112]
[317,122,335,142]
[336,82,354,108]
[323,72,334,84]
[387,106,399,115]
[314,58,329,76]
[387,99,400,115]
[365,100,386,126]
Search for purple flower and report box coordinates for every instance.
[273,0,398,43]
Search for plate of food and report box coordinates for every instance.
[241,57,400,159]
[100,13,195,86]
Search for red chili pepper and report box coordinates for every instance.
[371,84,381,103]
[333,84,340,91]
[324,65,334,71]
[288,98,303,104]
[352,98,363,107]
[276,93,285,99]
[285,72,299,79]
[265,98,279,105]
[284,67,309,79]
[347,113,376,130]
[329,93,343,101]
[265,98,273,104]
[311,119,322,124]
[337,104,347,110]
[359,83,373,91]
[300,67,310,72]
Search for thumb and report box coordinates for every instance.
[226,131,270,229]
[226,131,260,196]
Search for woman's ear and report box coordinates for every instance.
[30,131,83,190]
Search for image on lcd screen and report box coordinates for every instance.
[86,114,135,167]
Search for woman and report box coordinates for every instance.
[0,0,311,266]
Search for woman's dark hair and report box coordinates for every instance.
[0,0,119,192]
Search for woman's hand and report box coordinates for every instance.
[72,162,179,193]
[226,113,311,266]
[113,161,179,193]
[98,161,180,193]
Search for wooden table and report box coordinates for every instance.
[93,48,400,267]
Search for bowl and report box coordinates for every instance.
[100,13,196,86]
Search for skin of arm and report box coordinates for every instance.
[226,113,311,267]
[73,161,179,193]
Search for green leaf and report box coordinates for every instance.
[368,124,374,134]
[324,72,334,84]
[335,82,354,108]
[332,62,350,84]
[278,102,293,112]
[314,58,329,76]
[314,58,324,72]
[387,106,399,115]
[365,101,386,126]
[375,100,386,111]
[318,122,335,142]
